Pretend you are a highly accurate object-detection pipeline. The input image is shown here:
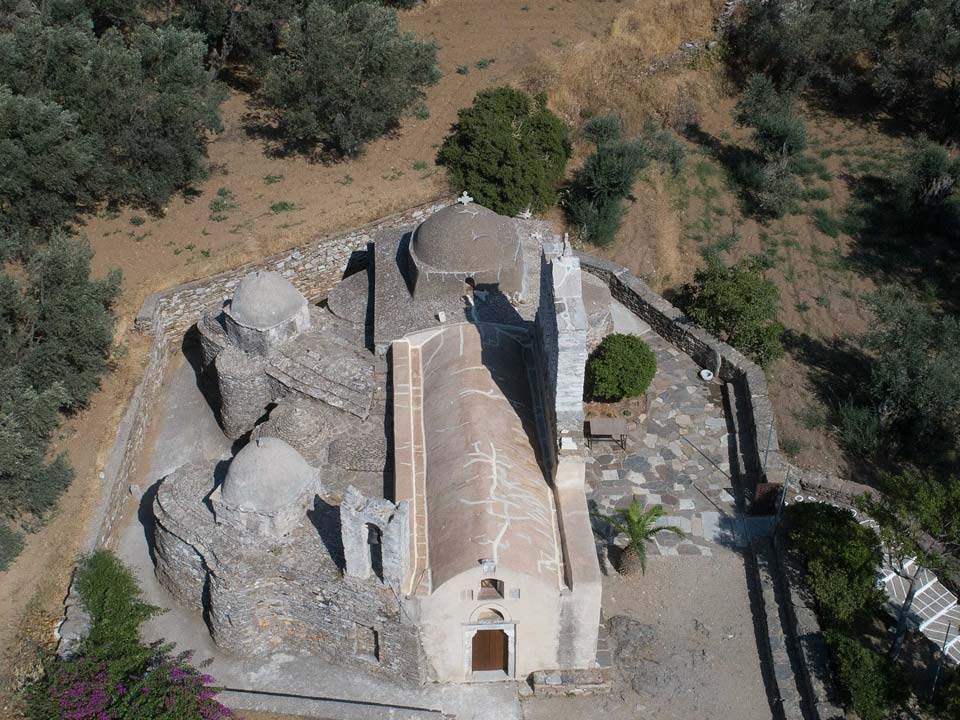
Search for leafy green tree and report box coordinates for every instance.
[0,236,117,569]
[859,469,960,658]
[873,0,960,127]
[178,0,303,73]
[857,287,960,456]
[437,86,570,215]
[46,0,145,33]
[177,0,422,74]
[0,86,94,239]
[264,1,439,156]
[935,665,960,719]
[0,17,224,210]
[20,235,120,407]
[0,365,71,520]
[730,0,959,134]
[586,333,657,402]
[684,257,784,366]
[0,520,22,570]
[592,500,685,575]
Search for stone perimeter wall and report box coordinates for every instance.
[576,253,846,720]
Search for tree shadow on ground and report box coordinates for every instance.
[682,124,800,223]
[841,173,960,313]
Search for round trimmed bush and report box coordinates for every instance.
[586,333,657,402]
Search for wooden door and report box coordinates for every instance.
[472,629,508,672]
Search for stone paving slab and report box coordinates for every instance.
[587,300,740,558]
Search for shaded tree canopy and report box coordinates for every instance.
[263,0,439,155]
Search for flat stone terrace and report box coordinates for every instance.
[586,301,742,558]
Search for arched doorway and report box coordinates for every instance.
[471,629,508,673]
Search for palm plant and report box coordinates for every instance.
[593,498,686,575]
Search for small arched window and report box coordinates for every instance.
[478,578,504,600]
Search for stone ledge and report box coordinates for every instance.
[528,668,611,696]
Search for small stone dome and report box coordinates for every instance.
[411,202,518,274]
[229,271,307,330]
[221,437,316,513]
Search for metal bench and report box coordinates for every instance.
[585,417,628,450]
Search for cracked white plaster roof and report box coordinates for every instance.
[229,270,307,330]
[401,322,562,591]
[411,202,518,273]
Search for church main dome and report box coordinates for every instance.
[407,202,525,299]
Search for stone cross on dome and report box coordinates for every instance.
[457,191,474,205]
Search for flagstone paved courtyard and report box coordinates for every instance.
[586,301,745,559]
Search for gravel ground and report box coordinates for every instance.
[522,549,772,720]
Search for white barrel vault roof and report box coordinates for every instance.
[392,322,562,594]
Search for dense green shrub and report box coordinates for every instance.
[732,75,806,218]
[836,399,885,458]
[641,116,686,176]
[586,333,657,402]
[786,503,885,628]
[565,196,625,247]
[74,549,161,674]
[27,550,233,719]
[264,1,439,155]
[825,630,910,720]
[855,287,960,457]
[683,257,784,366]
[565,115,685,245]
[735,75,806,161]
[564,116,646,245]
[890,137,960,231]
[735,159,800,218]
[437,87,570,216]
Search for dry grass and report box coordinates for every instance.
[526,0,728,131]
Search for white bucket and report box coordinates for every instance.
[699,369,715,382]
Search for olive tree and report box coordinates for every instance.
[264,1,439,155]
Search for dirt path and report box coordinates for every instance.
[0,1,623,711]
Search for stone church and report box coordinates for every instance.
[152,198,603,684]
